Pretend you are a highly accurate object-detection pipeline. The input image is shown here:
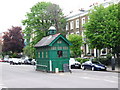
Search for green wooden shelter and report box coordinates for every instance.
[34,26,72,72]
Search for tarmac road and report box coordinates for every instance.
[0,62,119,88]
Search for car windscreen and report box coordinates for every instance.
[92,61,101,64]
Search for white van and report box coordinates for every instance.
[9,58,22,65]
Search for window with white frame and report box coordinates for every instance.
[82,31,86,42]
[66,23,69,31]
[87,16,90,22]
[76,31,80,35]
[66,33,69,38]
[82,17,85,26]
[76,19,79,28]
[81,30,84,37]
[70,21,74,30]
[88,16,90,20]
[101,48,107,55]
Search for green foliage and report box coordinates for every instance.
[23,45,36,59]
[84,3,120,58]
[94,57,111,66]
[22,2,66,45]
[106,53,112,60]
[22,2,66,58]
[75,58,89,64]
[12,53,17,58]
[68,34,83,57]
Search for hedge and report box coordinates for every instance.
[75,58,89,64]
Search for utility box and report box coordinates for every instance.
[34,26,72,72]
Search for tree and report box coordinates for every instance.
[46,4,67,35]
[23,45,35,59]
[84,3,120,60]
[2,26,25,54]
[68,34,83,58]
[22,2,66,45]
[22,2,66,58]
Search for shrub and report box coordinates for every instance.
[11,53,18,58]
[95,58,111,66]
[75,58,89,64]
[106,53,112,60]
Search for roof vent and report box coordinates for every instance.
[48,26,56,35]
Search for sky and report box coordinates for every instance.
[0,0,105,33]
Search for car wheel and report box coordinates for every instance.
[92,67,95,71]
[10,61,13,65]
[82,66,86,70]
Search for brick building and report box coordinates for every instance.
[0,33,3,54]
[65,0,119,58]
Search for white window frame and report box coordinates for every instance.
[76,19,79,28]
[66,23,69,31]
[76,31,80,35]
[82,17,85,26]
[100,48,107,55]
[70,21,74,30]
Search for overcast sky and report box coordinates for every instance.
[0,0,105,33]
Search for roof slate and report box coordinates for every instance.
[34,33,61,47]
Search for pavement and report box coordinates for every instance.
[107,66,120,73]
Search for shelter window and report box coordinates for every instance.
[42,52,44,58]
[63,46,68,50]
[63,51,68,57]
[38,52,40,58]
[46,52,48,58]
[58,46,62,50]
[57,41,62,44]
[51,46,56,50]
[57,51,63,57]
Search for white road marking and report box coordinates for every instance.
[0,84,8,89]
[57,71,118,84]
[111,76,118,79]
[103,79,118,83]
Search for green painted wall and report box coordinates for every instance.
[36,38,70,72]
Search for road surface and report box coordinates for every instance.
[0,62,118,88]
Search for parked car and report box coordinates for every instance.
[20,58,26,64]
[24,59,32,65]
[31,59,36,65]
[4,58,9,62]
[69,58,81,69]
[0,59,5,62]
[81,60,107,71]
[9,58,22,65]
[71,62,81,69]
[4,55,9,62]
